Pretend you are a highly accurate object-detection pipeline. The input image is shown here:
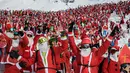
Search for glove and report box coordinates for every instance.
[24,27,28,31]
[56,70,61,73]
[18,31,24,37]
[19,61,27,68]
[110,26,120,37]
[37,29,42,34]
[0,29,2,33]
[68,21,75,32]
[10,50,19,59]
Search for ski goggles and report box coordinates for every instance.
[38,37,47,44]
[81,44,90,49]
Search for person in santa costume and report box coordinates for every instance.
[73,24,81,46]
[126,19,130,33]
[68,21,120,73]
[119,38,130,73]
[3,24,29,73]
[18,31,35,73]
[33,24,44,49]
[7,36,60,73]
[102,39,120,73]
[49,32,70,73]
[0,32,7,63]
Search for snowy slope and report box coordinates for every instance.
[0,0,124,11]
[0,0,129,47]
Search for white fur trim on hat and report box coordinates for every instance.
[26,31,34,35]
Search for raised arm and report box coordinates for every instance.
[95,26,120,57]
[18,31,29,48]
[68,22,80,56]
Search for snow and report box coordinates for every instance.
[0,0,129,47]
[118,14,130,47]
[108,12,130,48]
[0,0,125,11]
[109,12,121,24]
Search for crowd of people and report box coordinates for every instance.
[0,1,130,73]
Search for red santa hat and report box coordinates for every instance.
[102,25,108,30]
[111,45,120,51]
[81,35,91,45]
[6,23,12,31]
[81,30,89,39]
[85,25,91,30]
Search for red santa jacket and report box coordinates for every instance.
[4,48,57,73]
[53,38,68,66]
[17,48,57,73]
[18,38,35,72]
[0,33,7,63]
[102,58,120,73]
[3,33,29,65]
[68,32,112,73]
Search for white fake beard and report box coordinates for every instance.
[38,42,49,52]
[80,48,91,57]
[12,39,19,47]
[110,51,119,62]
[28,38,34,46]
[74,37,81,46]
[6,32,14,38]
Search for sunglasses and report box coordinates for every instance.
[27,34,33,37]
[82,44,90,48]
